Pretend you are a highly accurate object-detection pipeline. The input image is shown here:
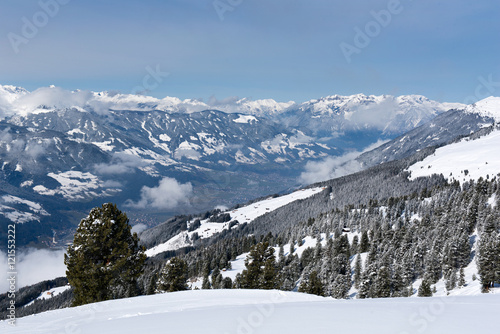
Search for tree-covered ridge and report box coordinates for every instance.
[179,177,499,298]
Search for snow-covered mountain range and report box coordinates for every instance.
[0,85,462,121]
[0,84,491,249]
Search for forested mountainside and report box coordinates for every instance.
[138,110,499,255]
[9,169,499,319]
[179,176,499,298]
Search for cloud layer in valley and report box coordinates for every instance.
[299,140,388,184]
[0,248,66,293]
[126,177,193,210]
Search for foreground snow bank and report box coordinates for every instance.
[2,290,499,333]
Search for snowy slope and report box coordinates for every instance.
[465,96,500,122]
[0,195,50,224]
[2,289,499,333]
[408,128,500,182]
[23,285,71,307]
[145,187,325,256]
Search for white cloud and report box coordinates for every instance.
[15,87,93,115]
[131,223,148,234]
[173,148,201,160]
[126,177,193,210]
[299,140,388,184]
[94,152,147,175]
[0,248,66,293]
[346,99,400,130]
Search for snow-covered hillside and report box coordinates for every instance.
[408,128,500,182]
[2,289,498,333]
[0,195,50,224]
[406,96,500,182]
[465,96,500,122]
[23,285,71,307]
[145,187,325,256]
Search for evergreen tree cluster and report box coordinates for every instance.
[237,242,277,289]
[157,257,189,292]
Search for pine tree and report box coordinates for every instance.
[202,275,211,289]
[157,257,189,292]
[351,235,359,255]
[354,254,362,289]
[299,271,324,296]
[357,271,371,299]
[374,265,391,298]
[418,279,433,297]
[332,274,350,299]
[360,231,370,253]
[211,267,221,289]
[458,268,466,288]
[261,256,277,289]
[146,273,158,295]
[65,203,146,306]
[221,277,233,289]
[240,242,276,289]
[445,269,457,291]
[477,235,499,292]
[279,244,285,260]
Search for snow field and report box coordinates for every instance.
[2,289,499,334]
[0,195,49,223]
[408,129,500,183]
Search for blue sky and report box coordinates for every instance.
[1,0,499,103]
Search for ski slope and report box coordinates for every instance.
[408,128,500,182]
[145,187,325,257]
[2,289,498,333]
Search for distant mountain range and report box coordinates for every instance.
[140,96,500,258]
[0,84,483,249]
